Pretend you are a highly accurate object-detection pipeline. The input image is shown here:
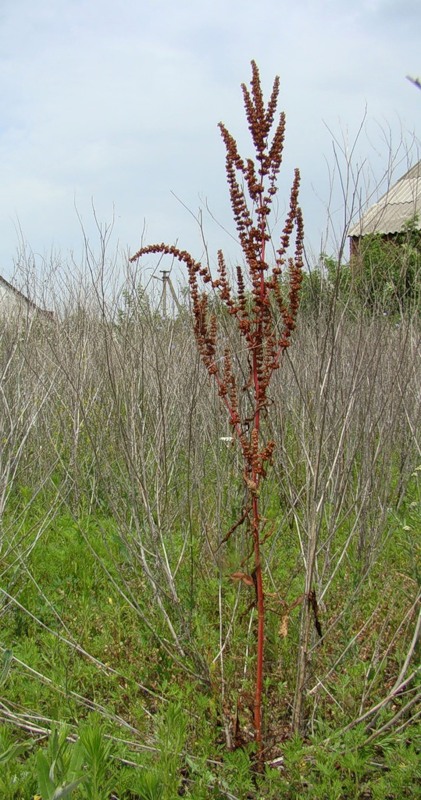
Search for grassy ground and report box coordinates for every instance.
[0,307,420,798]
[1,472,419,798]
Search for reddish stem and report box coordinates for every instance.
[252,494,264,751]
[252,218,267,755]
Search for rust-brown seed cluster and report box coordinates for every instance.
[130,61,303,484]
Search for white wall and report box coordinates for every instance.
[0,281,35,319]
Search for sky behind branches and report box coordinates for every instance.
[0,0,420,291]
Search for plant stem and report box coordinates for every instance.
[253,227,266,754]
[252,495,264,752]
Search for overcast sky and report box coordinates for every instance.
[0,0,420,291]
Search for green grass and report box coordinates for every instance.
[0,443,419,798]
[0,468,419,798]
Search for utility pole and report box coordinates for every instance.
[153,270,182,317]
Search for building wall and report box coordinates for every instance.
[0,279,53,321]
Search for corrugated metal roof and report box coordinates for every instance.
[349,160,421,237]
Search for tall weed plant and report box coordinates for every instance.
[130,60,304,761]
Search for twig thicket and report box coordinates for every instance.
[130,60,304,754]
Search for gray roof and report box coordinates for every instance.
[349,160,421,237]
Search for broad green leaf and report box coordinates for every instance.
[51,778,85,799]
[37,750,55,798]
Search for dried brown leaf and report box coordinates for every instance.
[230,572,255,586]
[279,614,289,638]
